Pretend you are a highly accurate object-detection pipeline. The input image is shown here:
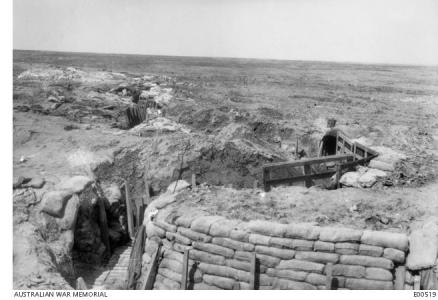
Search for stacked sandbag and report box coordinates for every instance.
[143,198,411,290]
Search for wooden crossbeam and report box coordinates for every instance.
[263,154,354,171]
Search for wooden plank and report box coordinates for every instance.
[325,263,333,290]
[180,249,190,290]
[142,243,162,290]
[124,180,134,240]
[394,266,406,290]
[265,170,337,186]
[249,253,257,290]
[303,164,312,188]
[335,164,341,189]
[263,154,354,171]
[127,225,146,290]
[263,168,270,192]
[97,197,111,258]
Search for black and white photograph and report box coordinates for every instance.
[9,0,438,293]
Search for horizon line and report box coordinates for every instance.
[13,48,438,68]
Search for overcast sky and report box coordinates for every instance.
[13,0,438,65]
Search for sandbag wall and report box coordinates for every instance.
[141,200,411,290]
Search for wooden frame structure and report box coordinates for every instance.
[262,131,379,191]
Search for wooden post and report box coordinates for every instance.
[303,164,312,188]
[335,163,341,189]
[191,173,196,191]
[142,244,162,290]
[325,263,333,290]
[249,253,257,290]
[181,249,190,290]
[125,180,134,240]
[394,266,406,290]
[263,168,270,192]
[97,197,111,258]
[76,277,87,290]
[414,275,421,290]
[127,225,146,290]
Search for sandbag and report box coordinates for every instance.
[212,237,254,252]
[178,227,212,243]
[146,223,166,238]
[345,278,393,290]
[192,241,234,258]
[234,251,252,261]
[358,244,383,257]
[361,230,408,251]
[229,229,250,242]
[292,239,314,251]
[332,264,365,278]
[191,216,225,234]
[305,273,326,286]
[248,233,271,246]
[313,241,335,252]
[255,245,295,260]
[256,253,281,268]
[166,232,192,245]
[294,251,339,264]
[210,219,241,238]
[277,259,324,273]
[247,220,287,237]
[154,220,177,233]
[335,242,359,255]
[158,267,182,282]
[383,248,405,263]
[189,249,226,265]
[340,255,394,269]
[269,237,294,249]
[203,274,237,290]
[365,267,393,281]
[267,268,308,281]
[284,224,320,240]
[319,227,363,242]
[193,282,221,290]
[406,227,438,270]
[274,279,316,290]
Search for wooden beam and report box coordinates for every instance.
[141,243,162,290]
[325,263,333,290]
[124,180,134,240]
[263,154,354,171]
[126,225,146,290]
[97,197,111,259]
[249,253,257,290]
[181,249,190,290]
[394,266,406,290]
[303,164,312,188]
[265,170,337,186]
[335,164,341,189]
